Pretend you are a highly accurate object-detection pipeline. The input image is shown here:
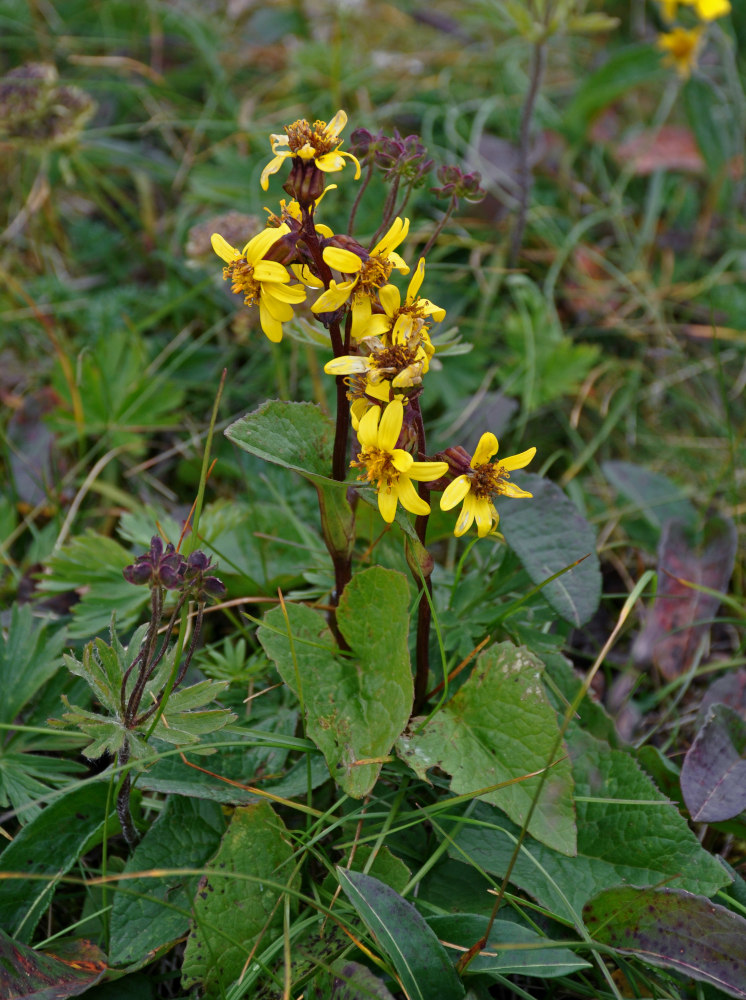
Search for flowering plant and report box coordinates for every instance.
[211,110,537,715]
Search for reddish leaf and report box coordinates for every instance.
[633,516,737,680]
[613,126,704,175]
[681,704,746,823]
[583,886,746,999]
[0,930,106,999]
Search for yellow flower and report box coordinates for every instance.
[352,400,448,523]
[659,0,730,19]
[440,433,536,538]
[323,322,432,393]
[311,218,410,338]
[363,258,445,346]
[657,25,704,78]
[211,226,306,343]
[260,111,361,191]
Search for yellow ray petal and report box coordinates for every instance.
[259,300,283,342]
[396,476,430,516]
[378,399,403,453]
[323,246,363,273]
[500,447,536,472]
[440,475,470,511]
[324,356,369,376]
[357,404,380,451]
[211,233,241,264]
[472,433,499,467]
[378,487,398,523]
[408,461,449,482]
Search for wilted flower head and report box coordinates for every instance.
[431,164,486,204]
[0,63,95,145]
[350,127,432,187]
[183,550,226,602]
[123,536,186,590]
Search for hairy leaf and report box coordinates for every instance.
[259,567,412,797]
[109,796,226,967]
[633,516,737,679]
[602,461,697,531]
[450,727,729,924]
[398,642,576,855]
[181,801,298,996]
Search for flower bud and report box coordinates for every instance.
[283,157,326,209]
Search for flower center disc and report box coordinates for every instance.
[225,259,260,306]
[471,463,508,500]
[352,447,398,488]
[286,119,339,156]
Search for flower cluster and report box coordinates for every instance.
[210,111,536,538]
[655,0,730,78]
[124,536,225,601]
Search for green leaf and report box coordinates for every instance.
[0,782,118,942]
[397,642,576,855]
[36,532,148,638]
[259,567,413,797]
[0,606,79,823]
[583,886,746,998]
[562,45,669,140]
[225,399,358,567]
[602,461,697,531]
[450,727,729,924]
[426,914,590,978]
[224,399,336,484]
[336,869,465,1000]
[498,473,601,627]
[109,796,226,967]
[683,76,732,175]
[181,801,298,997]
[323,845,411,898]
[0,604,66,726]
[0,930,106,999]
[137,720,322,805]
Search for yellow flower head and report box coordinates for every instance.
[211,225,306,343]
[440,433,536,538]
[659,0,730,20]
[657,25,704,78]
[312,218,410,338]
[693,0,730,18]
[324,321,432,394]
[352,400,448,523]
[363,258,445,347]
[261,111,361,191]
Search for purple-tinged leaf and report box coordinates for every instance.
[583,886,746,999]
[681,704,746,822]
[633,516,737,680]
[697,669,746,728]
[0,930,106,999]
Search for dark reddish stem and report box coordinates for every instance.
[411,399,433,714]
